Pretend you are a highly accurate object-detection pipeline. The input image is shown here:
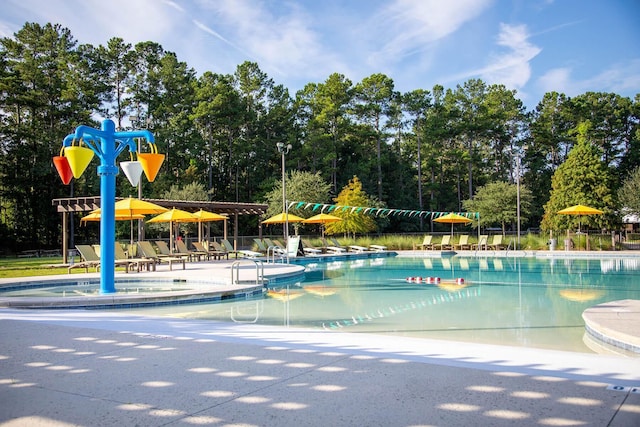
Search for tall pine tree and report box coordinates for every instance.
[541,121,616,233]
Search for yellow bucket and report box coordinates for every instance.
[64,146,95,178]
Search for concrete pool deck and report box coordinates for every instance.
[1,251,640,425]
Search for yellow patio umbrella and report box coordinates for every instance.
[113,197,168,215]
[302,213,342,237]
[147,208,198,252]
[80,211,145,222]
[84,209,148,245]
[557,204,603,232]
[558,204,603,249]
[191,209,227,242]
[261,213,305,224]
[433,213,472,236]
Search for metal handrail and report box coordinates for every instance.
[231,259,265,286]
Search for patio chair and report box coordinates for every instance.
[453,235,471,250]
[432,235,452,250]
[417,235,434,250]
[114,243,155,272]
[69,244,132,274]
[221,238,262,258]
[302,239,323,255]
[488,235,505,250]
[155,240,192,261]
[68,245,102,274]
[348,244,370,253]
[137,241,185,270]
[472,235,488,250]
[321,237,347,254]
[175,239,207,262]
[209,241,230,259]
[369,244,387,252]
[263,238,286,256]
[253,238,268,254]
[193,241,225,260]
[88,244,135,272]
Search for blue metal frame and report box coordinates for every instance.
[62,119,155,294]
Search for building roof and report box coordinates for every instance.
[52,197,268,216]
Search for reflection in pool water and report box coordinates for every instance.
[116,255,640,355]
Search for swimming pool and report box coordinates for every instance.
[116,254,640,355]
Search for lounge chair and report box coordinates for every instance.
[91,244,136,273]
[221,239,262,258]
[453,235,471,250]
[68,245,102,273]
[322,237,347,254]
[472,235,488,250]
[432,235,452,250]
[155,240,192,261]
[417,235,434,250]
[137,241,185,270]
[175,240,207,262]
[209,241,231,259]
[348,244,370,253]
[488,235,505,250]
[302,239,322,255]
[253,238,269,254]
[369,244,387,252]
[69,244,132,274]
[114,243,155,272]
[193,241,225,260]
[263,237,285,254]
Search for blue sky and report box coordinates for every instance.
[1,0,639,110]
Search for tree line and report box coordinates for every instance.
[1,22,639,251]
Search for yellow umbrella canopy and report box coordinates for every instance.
[558,204,603,234]
[433,213,472,236]
[147,208,198,252]
[557,204,604,215]
[147,208,197,223]
[81,211,145,222]
[302,213,343,224]
[433,213,473,224]
[113,197,168,215]
[261,213,305,224]
[191,209,227,242]
[303,213,342,237]
[192,209,227,222]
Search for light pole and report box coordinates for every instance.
[516,154,521,248]
[277,142,292,255]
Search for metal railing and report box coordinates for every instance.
[231,259,265,286]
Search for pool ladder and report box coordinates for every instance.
[231,259,266,286]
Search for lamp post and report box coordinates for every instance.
[516,154,521,248]
[56,119,162,294]
[276,142,292,258]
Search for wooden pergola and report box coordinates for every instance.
[52,196,268,263]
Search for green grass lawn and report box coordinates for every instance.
[0,257,102,278]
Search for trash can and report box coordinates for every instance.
[548,238,556,251]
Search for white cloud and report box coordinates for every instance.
[194,0,346,80]
[537,67,572,94]
[367,0,492,65]
[480,23,541,88]
[537,60,640,98]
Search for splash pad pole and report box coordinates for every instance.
[59,119,160,294]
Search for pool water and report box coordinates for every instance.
[118,255,640,354]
